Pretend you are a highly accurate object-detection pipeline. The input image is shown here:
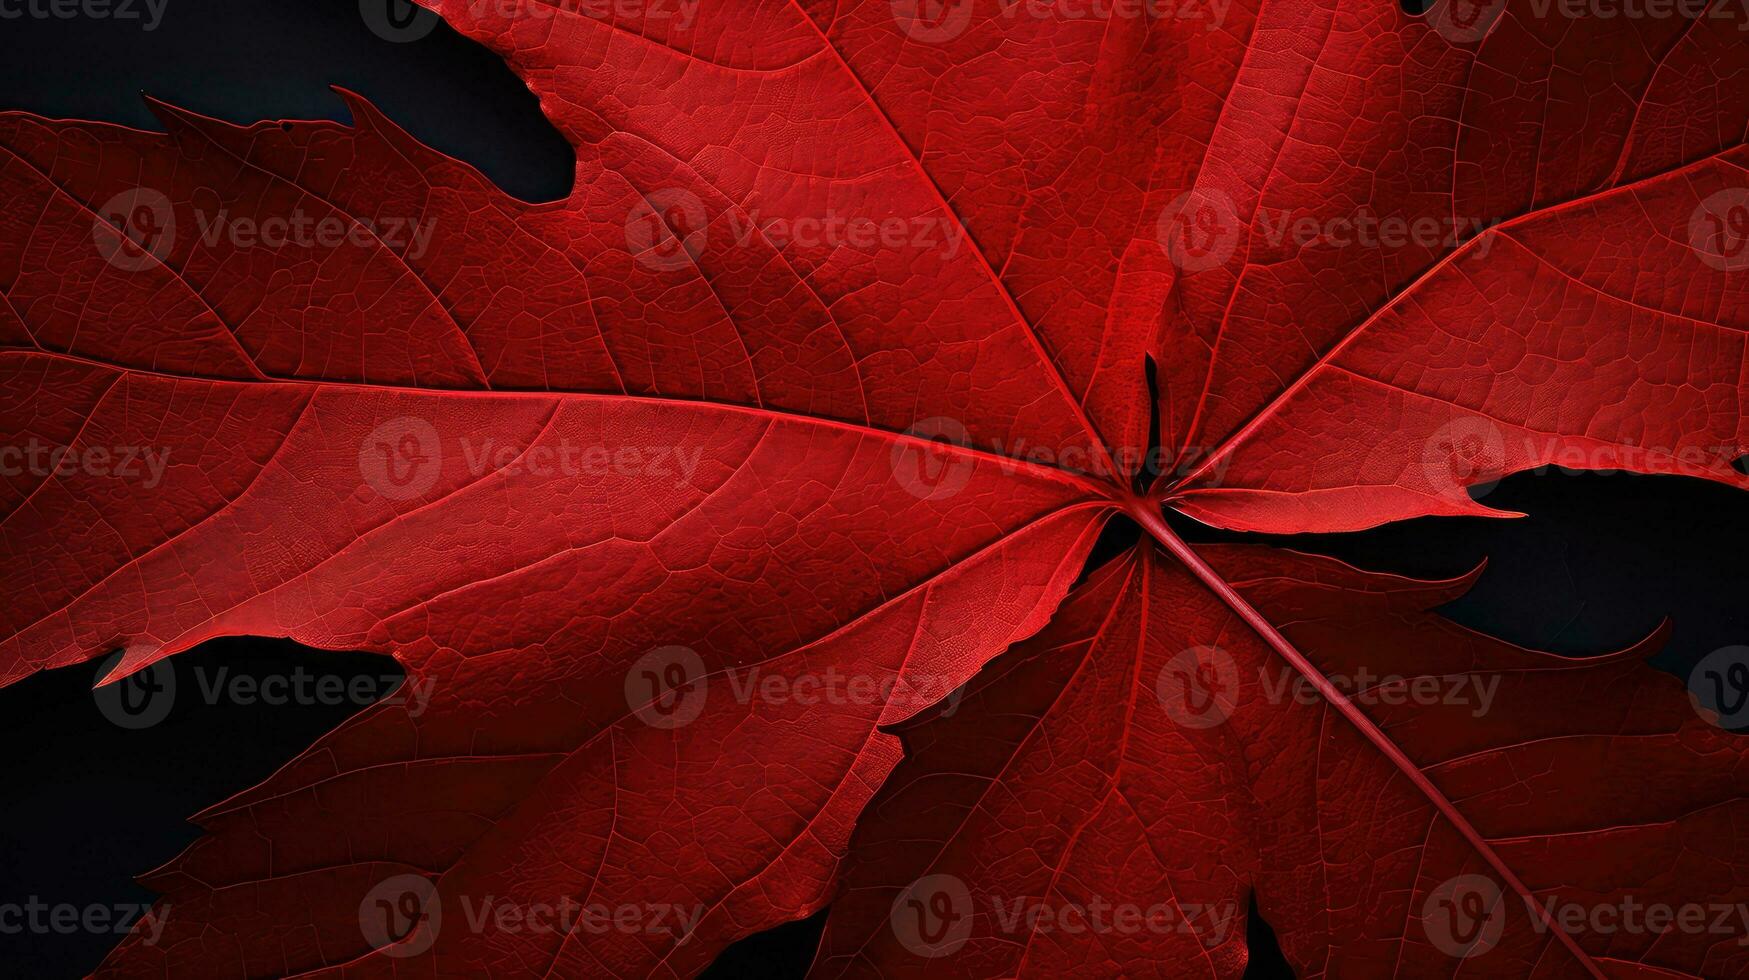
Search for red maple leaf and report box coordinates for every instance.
[0,0,1745,976]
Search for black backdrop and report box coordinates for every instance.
[1,2,1744,975]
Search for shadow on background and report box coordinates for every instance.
[1176,468,1749,684]
[0,641,404,976]
[0,0,573,203]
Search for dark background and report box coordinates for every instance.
[1,1,1744,976]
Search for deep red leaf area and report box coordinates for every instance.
[1,0,1747,976]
